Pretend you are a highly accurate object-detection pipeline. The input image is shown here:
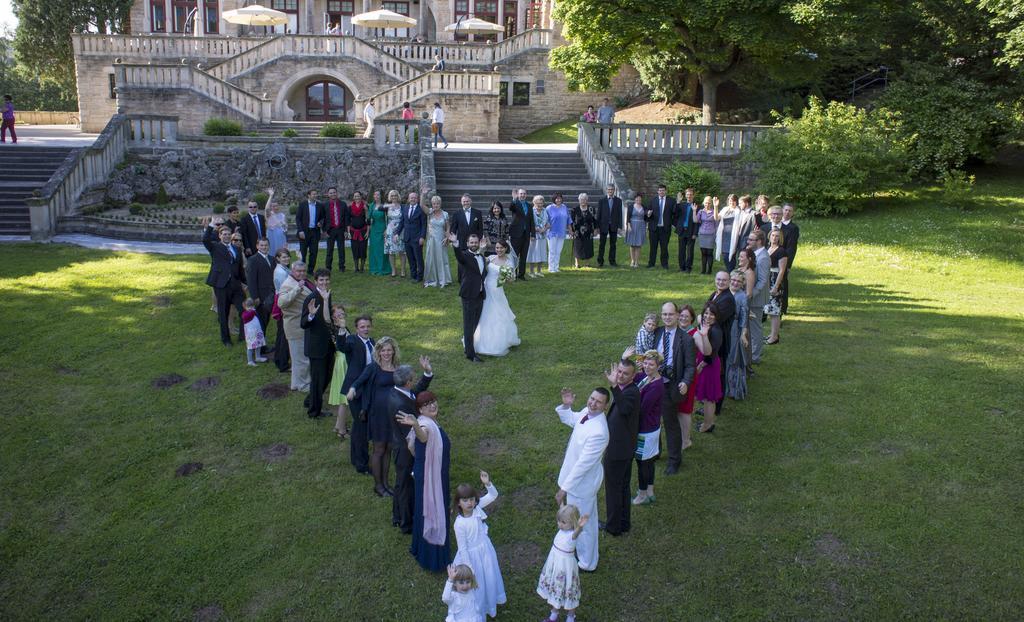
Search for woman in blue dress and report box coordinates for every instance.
[397,391,451,572]
[349,336,401,497]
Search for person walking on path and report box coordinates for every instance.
[2,95,16,144]
[432,102,449,148]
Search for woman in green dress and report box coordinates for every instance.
[328,305,351,439]
[368,190,392,276]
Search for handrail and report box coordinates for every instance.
[373,119,421,151]
[370,71,499,118]
[115,63,270,122]
[577,122,633,202]
[377,28,553,66]
[850,66,889,101]
[27,114,132,240]
[72,33,265,59]
[588,122,773,155]
[205,35,418,83]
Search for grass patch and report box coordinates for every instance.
[519,118,579,143]
[1,163,1023,618]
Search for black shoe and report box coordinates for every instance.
[356,468,370,475]
[701,424,716,434]
[222,340,233,347]
[374,485,394,498]
[610,262,618,267]
[468,356,484,363]
[598,520,607,530]
[664,464,680,476]
[399,528,412,535]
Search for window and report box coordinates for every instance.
[499,81,508,105]
[108,73,117,99]
[151,0,166,32]
[525,0,542,29]
[171,0,196,33]
[204,0,218,34]
[271,0,298,33]
[381,1,409,37]
[503,0,517,38]
[512,81,530,105]
[454,0,470,40]
[474,0,498,42]
[535,79,544,94]
[326,0,354,33]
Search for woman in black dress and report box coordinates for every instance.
[764,229,789,345]
[349,336,401,497]
[570,193,597,269]
[482,200,510,256]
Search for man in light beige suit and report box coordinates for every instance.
[277,261,312,392]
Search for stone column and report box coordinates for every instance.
[362,0,370,38]
[518,0,526,33]
[418,0,427,40]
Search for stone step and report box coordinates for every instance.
[0,146,75,235]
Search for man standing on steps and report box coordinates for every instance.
[647,184,676,269]
[596,184,622,267]
[509,188,534,280]
[296,189,325,271]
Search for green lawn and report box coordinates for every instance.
[2,163,1023,620]
[519,118,579,143]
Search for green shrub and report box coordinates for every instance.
[939,169,976,210]
[246,131,260,137]
[155,184,169,205]
[212,203,225,214]
[660,162,722,198]
[128,203,145,215]
[744,98,907,216]
[289,205,298,215]
[879,64,1016,179]
[203,117,243,136]
[319,123,356,138]
[251,192,269,207]
[281,128,298,138]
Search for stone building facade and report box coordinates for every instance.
[74,0,637,140]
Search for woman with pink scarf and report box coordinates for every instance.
[397,391,451,571]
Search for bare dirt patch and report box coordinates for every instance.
[476,437,517,460]
[454,395,495,425]
[152,295,173,308]
[152,373,186,389]
[54,365,80,376]
[503,485,548,513]
[497,540,543,575]
[615,101,702,124]
[176,462,204,477]
[189,376,220,392]
[986,407,1006,416]
[257,383,290,400]
[258,443,292,463]
[193,604,224,622]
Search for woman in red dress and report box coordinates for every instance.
[348,191,369,272]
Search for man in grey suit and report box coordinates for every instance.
[747,229,770,363]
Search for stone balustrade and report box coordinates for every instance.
[577,122,633,200]
[73,33,265,59]
[587,122,773,156]
[378,28,552,66]
[115,63,271,122]
[373,71,499,118]
[373,119,423,151]
[129,115,178,145]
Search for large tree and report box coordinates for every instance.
[550,0,819,123]
[12,0,132,93]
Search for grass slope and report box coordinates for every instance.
[1,166,1023,620]
[519,119,579,144]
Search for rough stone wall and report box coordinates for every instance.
[76,58,119,133]
[496,50,640,140]
[617,154,759,196]
[106,142,418,205]
[116,87,260,134]
[427,93,500,143]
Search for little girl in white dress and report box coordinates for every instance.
[442,563,484,622]
[536,504,589,622]
[452,471,506,618]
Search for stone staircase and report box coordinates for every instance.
[434,150,603,211]
[0,147,76,235]
[254,121,334,137]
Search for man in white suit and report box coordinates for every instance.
[554,386,610,572]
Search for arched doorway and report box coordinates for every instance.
[304,80,350,121]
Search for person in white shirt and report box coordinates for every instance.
[431,102,449,148]
[554,387,610,572]
[362,98,376,138]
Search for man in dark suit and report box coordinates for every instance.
[597,184,623,267]
[323,186,349,272]
[652,302,697,475]
[245,238,276,351]
[388,359,434,533]
[449,231,486,362]
[781,204,800,314]
[338,315,375,474]
[676,187,698,272]
[646,184,676,269]
[202,218,245,346]
[449,194,483,283]
[602,359,640,536]
[239,199,267,257]
[508,188,534,280]
[300,268,336,419]
[708,271,736,416]
[396,192,426,282]
[295,189,326,271]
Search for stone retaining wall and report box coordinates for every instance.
[617,153,759,196]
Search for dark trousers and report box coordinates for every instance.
[462,297,483,358]
[598,230,618,266]
[307,354,334,416]
[1,119,15,142]
[325,228,346,270]
[351,239,367,260]
[404,239,424,281]
[511,235,529,278]
[273,317,290,371]
[299,228,321,270]
[214,281,244,344]
[392,445,415,531]
[350,399,369,472]
[782,271,791,313]
[700,248,715,274]
[637,457,656,489]
[648,226,671,267]
[715,321,732,415]
[661,394,683,468]
[723,255,737,274]
[678,234,696,271]
[603,457,633,534]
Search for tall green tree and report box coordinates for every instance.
[549,0,818,123]
[12,0,132,93]
[978,0,1024,68]
[0,36,78,110]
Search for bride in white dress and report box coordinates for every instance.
[474,239,521,356]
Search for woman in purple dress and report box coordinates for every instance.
[694,303,724,433]
[632,349,666,506]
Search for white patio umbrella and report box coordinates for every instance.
[222,5,289,26]
[351,9,417,29]
[444,17,504,35]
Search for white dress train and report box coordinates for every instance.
[473,258,521,356]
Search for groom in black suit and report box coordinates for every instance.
[300,268,336,419]
[449,232,487,362]
[202,218,245,346]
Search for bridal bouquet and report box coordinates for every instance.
[497,264,516,287]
